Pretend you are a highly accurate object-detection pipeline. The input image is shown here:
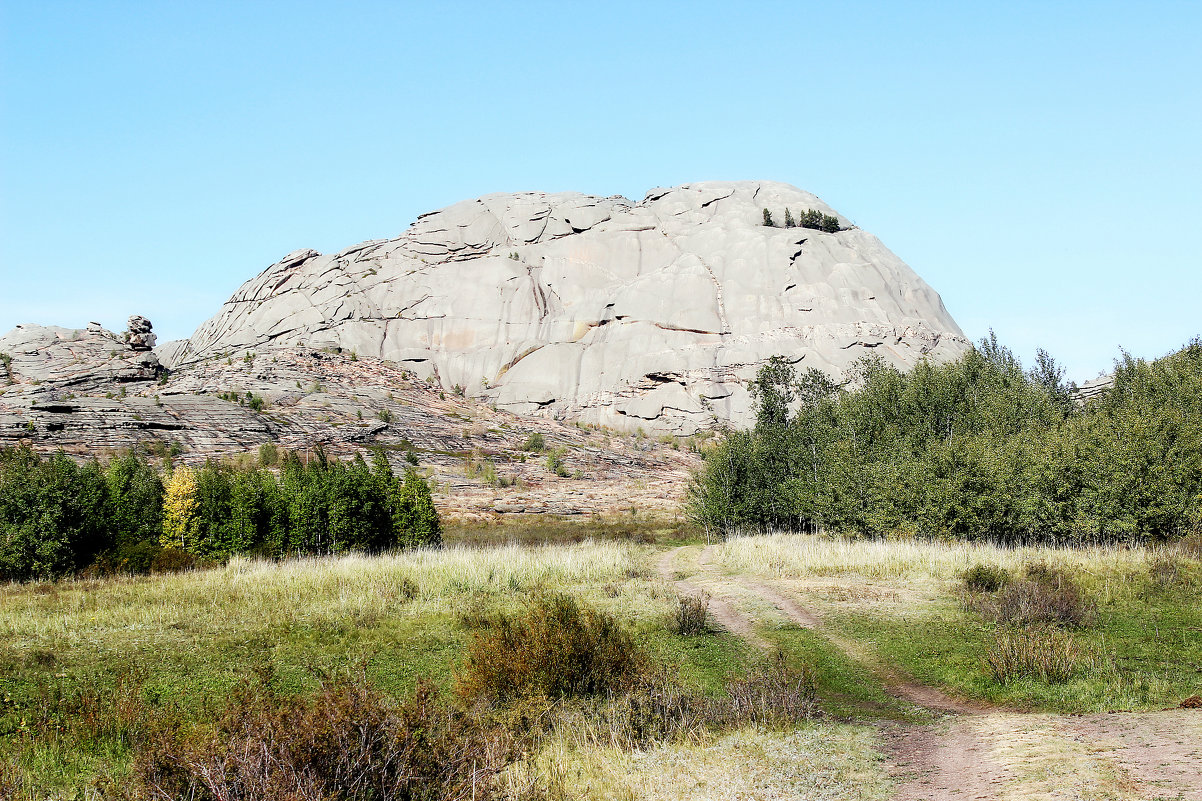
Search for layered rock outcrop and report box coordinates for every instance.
[168,181,970,433]
[0,328,695,518]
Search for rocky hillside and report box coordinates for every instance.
[165,180,969,434]
[0,320,695,519]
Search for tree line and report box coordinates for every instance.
[0,446,441,581]
[688,336,1202,544]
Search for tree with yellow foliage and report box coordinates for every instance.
[161,465,199,551]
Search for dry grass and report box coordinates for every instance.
[501,723,891,801]
[715,532,1180,601]
[975,714,1145,801]
[0,541,643,648]
[672,592,710,636]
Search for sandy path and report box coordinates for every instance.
[882,720,1010,801]
[1066,710,1202,800]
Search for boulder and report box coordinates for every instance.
[127,315,157,351]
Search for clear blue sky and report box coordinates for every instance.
[2,1,1199,382]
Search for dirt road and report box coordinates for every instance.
[656,545,1202,801]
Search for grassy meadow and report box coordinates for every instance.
[714,532,1202,712]
[1,521,1199,799]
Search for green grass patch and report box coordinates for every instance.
[765,626,925,722]
[822,581,1202,713]
[640,628,753,697]
[0,540,758,795]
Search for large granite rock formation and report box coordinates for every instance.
[167,181,969,433]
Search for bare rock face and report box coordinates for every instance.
[0,323,162,390]
[169,181,969,434]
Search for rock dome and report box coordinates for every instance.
[167,181,969,433]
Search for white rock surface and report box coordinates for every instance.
[170,181,970,433]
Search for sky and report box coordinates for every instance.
[1,1,1199,384]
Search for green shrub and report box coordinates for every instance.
[545,448,569,478]
[456,594,649,705]
[150,546,199,574]
[257,442,279,467]
[963,563,1010,593]
[521,432,545,452]
[108,539,162,575]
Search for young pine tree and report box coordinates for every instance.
[393,468,441,548]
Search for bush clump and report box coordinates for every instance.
[456,594,649,706]
[963,563,1010,593]
[673,591,711,636]
[688,337,1202,545]
[133,676,513,801]
[984,627,1097,684]
[973,563,1097,627]
[545,447,569,478]
[150,546,200,574]
[724,650,818,726]
[521,432,545,452]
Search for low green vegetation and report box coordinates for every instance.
[690,336,1202,544]
[545,446,569,477]
[215,390,265,410]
